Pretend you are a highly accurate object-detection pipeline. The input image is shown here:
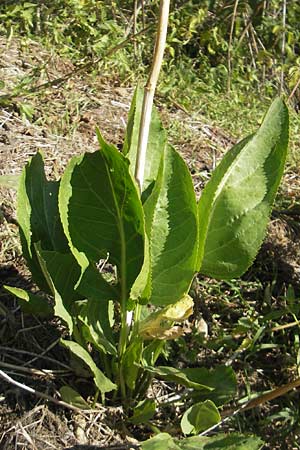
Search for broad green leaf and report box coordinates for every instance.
[76,262,119,302]
[59,140,145,299]
[123,86,167,195]
[142,340,165,366]
[17,152,69,292]
[18,152,68,253]
[198,98,289,279]
[122,337,143,389]
[36,247,81,303]
[130,232,151,303]
[144,145,198,305]
[181,400,220,435]
[34,245,74,333]
[59,386,90,409]
[141,433,181,450]
[144,365,235,400]
[185,366,236,406]
[130,398,156,424]
[143,366,214,391]
[3,285,53,317]
[61,340,117,394]
[178,433,264,449]
[78,298,117,356]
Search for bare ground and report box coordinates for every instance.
[1,37,300,449]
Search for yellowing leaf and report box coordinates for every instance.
[139,295,193,340]
[163,294,194,321]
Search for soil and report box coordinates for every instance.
[1,36,300,449]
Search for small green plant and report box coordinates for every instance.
[5,89,288,448]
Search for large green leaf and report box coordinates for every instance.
[18,152,68,253]
[186,366,236,406]
[122,337,143,389]
[144,365,236,401]
[144,366,214,391]
[59,386,90,409]
[181,400,221,435]
[78,298,117,356]
[123,86,167,195]
[4,285,53,317]
[130,398,156,424]
[178,434,264,449]
[76,262,119,301]
[198,98,289,279]
[36,247,81,303]
[59,137,145,300]
[34,245,75,332]
[141,433,181,450]
[61,340,117,394]
[143,145,198,305]
[141,433,264,450]
[17,152,70,292]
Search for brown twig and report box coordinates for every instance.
[0,360,68,377]
[0,368,92,414]
[288,77,300,102]
[241,377,300,412]
[0,344,72,370]
[201,376,300,436]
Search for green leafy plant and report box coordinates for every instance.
[140,432,264,450]
[5,90,288,446]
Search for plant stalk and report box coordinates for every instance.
[280,0,287,94]
[134,0,170,192]
[227,0,239,94]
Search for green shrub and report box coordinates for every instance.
[5,91,288,447]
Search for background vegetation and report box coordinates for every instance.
[1,1,300,119]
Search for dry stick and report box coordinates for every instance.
[227,0,239,94]
[240,377,300,412]
[124,0,146,38]
[244,18,256,70]
[271,320,300,331]
[0,360,67,377]
[22,337,63,367]
[280,0,287,94]
[201,376,300,436]
[236,0,263,52]
[249,23,259,55]
[134,0,170,191]
[236,16,252,52]
[3,347,72,370]
[0,369,91,414]
[142,0,145,29]
[288,77,300,102]
[133,0,138,55]
[126,0,170,331]
[251,24,267,51]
